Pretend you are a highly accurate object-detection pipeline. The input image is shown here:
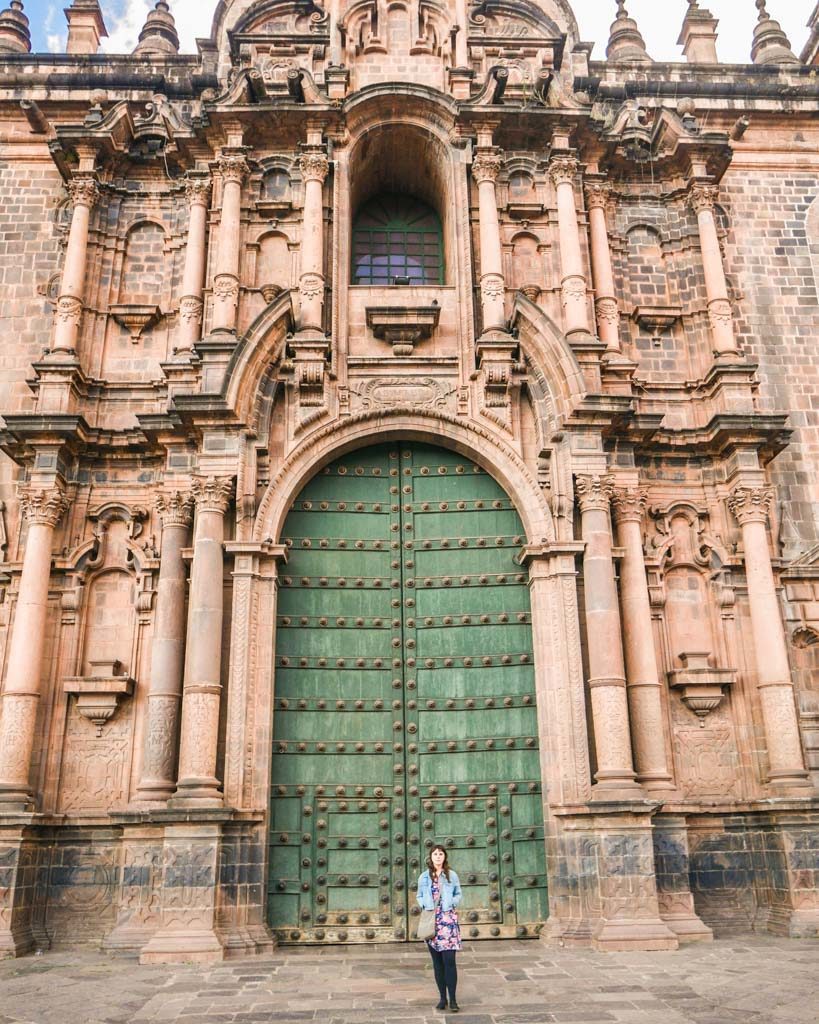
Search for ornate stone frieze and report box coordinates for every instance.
[155,490,194,528]
[575,474,615,513]
[299,152,329,183]
[191,476,234,515]
[728,486,774,526]
[18,485,70,528]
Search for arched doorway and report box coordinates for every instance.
[268,442,548,943]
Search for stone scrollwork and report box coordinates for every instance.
[184,175,211,206]
[217,155,249,185]
[584,182,611,210]
[611,487,648,524]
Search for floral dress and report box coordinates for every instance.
[428,876,462,951]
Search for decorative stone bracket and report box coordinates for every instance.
[668,651,735,726]
[474,330,518,431]
[64,659,135,736]
[365,305,440,357]
[631,305,682,333]
[109,303,163,343]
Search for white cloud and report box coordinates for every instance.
[47,32,64,53]
[101,0,152,53]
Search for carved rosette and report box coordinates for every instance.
[728,486,774,526]
[55,295,82,325]
[549,157,579,189]
[480,273,505,302]
[184,175,211,207]
[585,183,612,210]
[299,152,329,183]
[595,297,620,326]
[575,474,615,514]
[217,155,249,186]
[18,485,69,529]
[611,487,648,525]
[689,183,719,215]
[472,151,503,184]
[191,476,234,515]
[179,295,203,325]
[156,490,194,529]
[67,176,100,209]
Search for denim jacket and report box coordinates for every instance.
[416,869,463,913]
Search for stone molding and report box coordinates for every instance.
[18,485,70,528]
[575,474,615,514]
[728,485,774,526]
[155,490,194,528]
[191,476,234,515]
[298,151,329,183]
[611,487,648,524]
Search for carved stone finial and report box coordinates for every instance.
[0,0,31,54]
[133,0,179,56]
[607,0,652,63]
[751,0,799,65]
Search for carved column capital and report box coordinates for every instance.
[217,155,249,185]
[549,156,579,188]
[585,182,612,210]
[156,490,194,528]
[184,175,212,207]
[298,151,329,183]
[611,487,648,524]
[67,175,100,209]
[689,183,719,214]
[18,485,70,528]
[472,150,503,184]
[575,474,615,514]
[728,486,774,526]
[191,475,234,515]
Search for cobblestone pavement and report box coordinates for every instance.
[0,938,817,1024]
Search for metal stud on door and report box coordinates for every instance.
[269,443,548,943]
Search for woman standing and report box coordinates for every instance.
[416,844,463,1012]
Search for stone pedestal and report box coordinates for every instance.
[0,821,38,957]
[653,815,714,942]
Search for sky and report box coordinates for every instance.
[23,0,815,64]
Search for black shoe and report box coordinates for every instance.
[448,1002,460,1013]
[435,998,447,1010]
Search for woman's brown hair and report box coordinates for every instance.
[426,844,451,881]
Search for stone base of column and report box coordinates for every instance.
[103,822,164,953]
[0,822,39,958]
[658,893,714,943]
[653,815,713,943]
[592,917,679,951]
[590,778,645,802]
[765,905,819,939]
[169,777,225,808]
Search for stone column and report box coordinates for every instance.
[297,149,329,331]
[211,155,248,334]
[551,156,592,339]
[52,175,99,355]
[585,182,621,355]
[0,485,69,807]
[575,475,641,797]
[176,175,211,354]
[689,183,739,360]
[473,149,507,333]
[611,487,674,791]
[728,486,810,790]
[133,490,194,805]
[171,475,233,806]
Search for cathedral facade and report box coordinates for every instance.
[0,0,817,961]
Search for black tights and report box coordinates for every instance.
[428,945,457,1004]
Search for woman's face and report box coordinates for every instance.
[431,848,446,870]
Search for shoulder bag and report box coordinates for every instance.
[417,908,436,940]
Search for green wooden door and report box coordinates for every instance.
[269,443,548,943]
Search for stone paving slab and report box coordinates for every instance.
[0,938,817,1024]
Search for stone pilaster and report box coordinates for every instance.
[550,157,592,340]
[728,486,810,792]
[297,149,329,332]
[0,486,69,808]
[211,155,248,334]
[575,476,642,798]
[611,488,674,791]
[472,149,507,334]
[689,183,740,361]
[52,175,99,356]
[132,490,194,805]
[585,183,621,355]
[176,175,211,353]
[171,476,233,807]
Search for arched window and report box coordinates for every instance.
[352,193,443,285]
